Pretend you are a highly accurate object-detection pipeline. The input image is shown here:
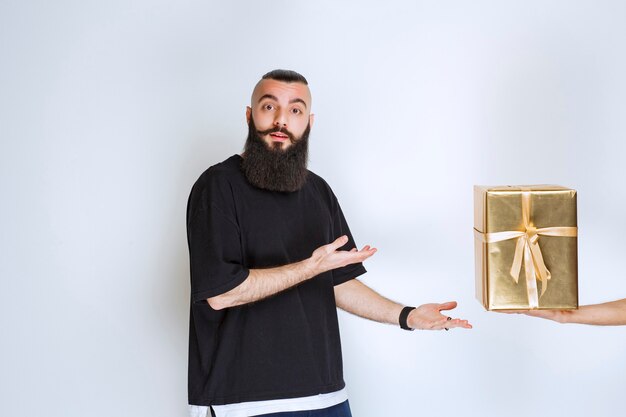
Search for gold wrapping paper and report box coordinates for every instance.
[474,185,578,310]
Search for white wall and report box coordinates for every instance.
[2,1,625,416]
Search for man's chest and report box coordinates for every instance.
[233,189,334,267]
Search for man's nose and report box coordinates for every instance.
[274,111,288,128]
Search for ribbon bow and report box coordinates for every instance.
[474,190,577,308]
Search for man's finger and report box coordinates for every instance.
[437,301,458,311]
[443,318,473,330]
[358,247,377,259]
[328,235,349,251]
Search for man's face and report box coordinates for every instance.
[246,79,314,151]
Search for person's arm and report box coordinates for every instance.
[522,298,626,325]
[334,278,472,330]
[207,236,376,310]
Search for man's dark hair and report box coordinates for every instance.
[262,69,308,85]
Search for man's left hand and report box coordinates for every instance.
[407,301,472,331]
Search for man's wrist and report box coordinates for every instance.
[301,257,321,280]
[399,306,416,330]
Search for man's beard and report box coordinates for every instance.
[241,116,310,193]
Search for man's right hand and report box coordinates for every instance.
[208,235,375,310]
[308,235,377,276]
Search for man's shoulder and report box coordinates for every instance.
[305,169,328,186]
[305,169,337,200]
[195,155,243,186]
[188,155,244,205]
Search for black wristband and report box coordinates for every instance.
[399,306,416,331]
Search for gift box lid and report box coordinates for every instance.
[474,185,576,233]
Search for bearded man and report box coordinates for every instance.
[186,69,471,417]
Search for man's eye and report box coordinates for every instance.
[264,104,274,110]
[291,108,301,114]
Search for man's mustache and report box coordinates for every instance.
[256,126,296,143]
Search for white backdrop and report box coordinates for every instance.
[2,1,625,416]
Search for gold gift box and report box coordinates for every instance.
[474,185,578,311]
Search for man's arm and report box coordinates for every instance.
[521,298,626,325]
[334,279,472,330]
[207,236,376,310]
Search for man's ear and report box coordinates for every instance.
[309,113,315,128]
[246,106,252,124]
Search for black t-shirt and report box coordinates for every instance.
[186,155,366,406]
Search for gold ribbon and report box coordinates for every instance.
[474,189,577,308]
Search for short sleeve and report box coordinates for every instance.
[186,175,249,303]
[329,195,367,286]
